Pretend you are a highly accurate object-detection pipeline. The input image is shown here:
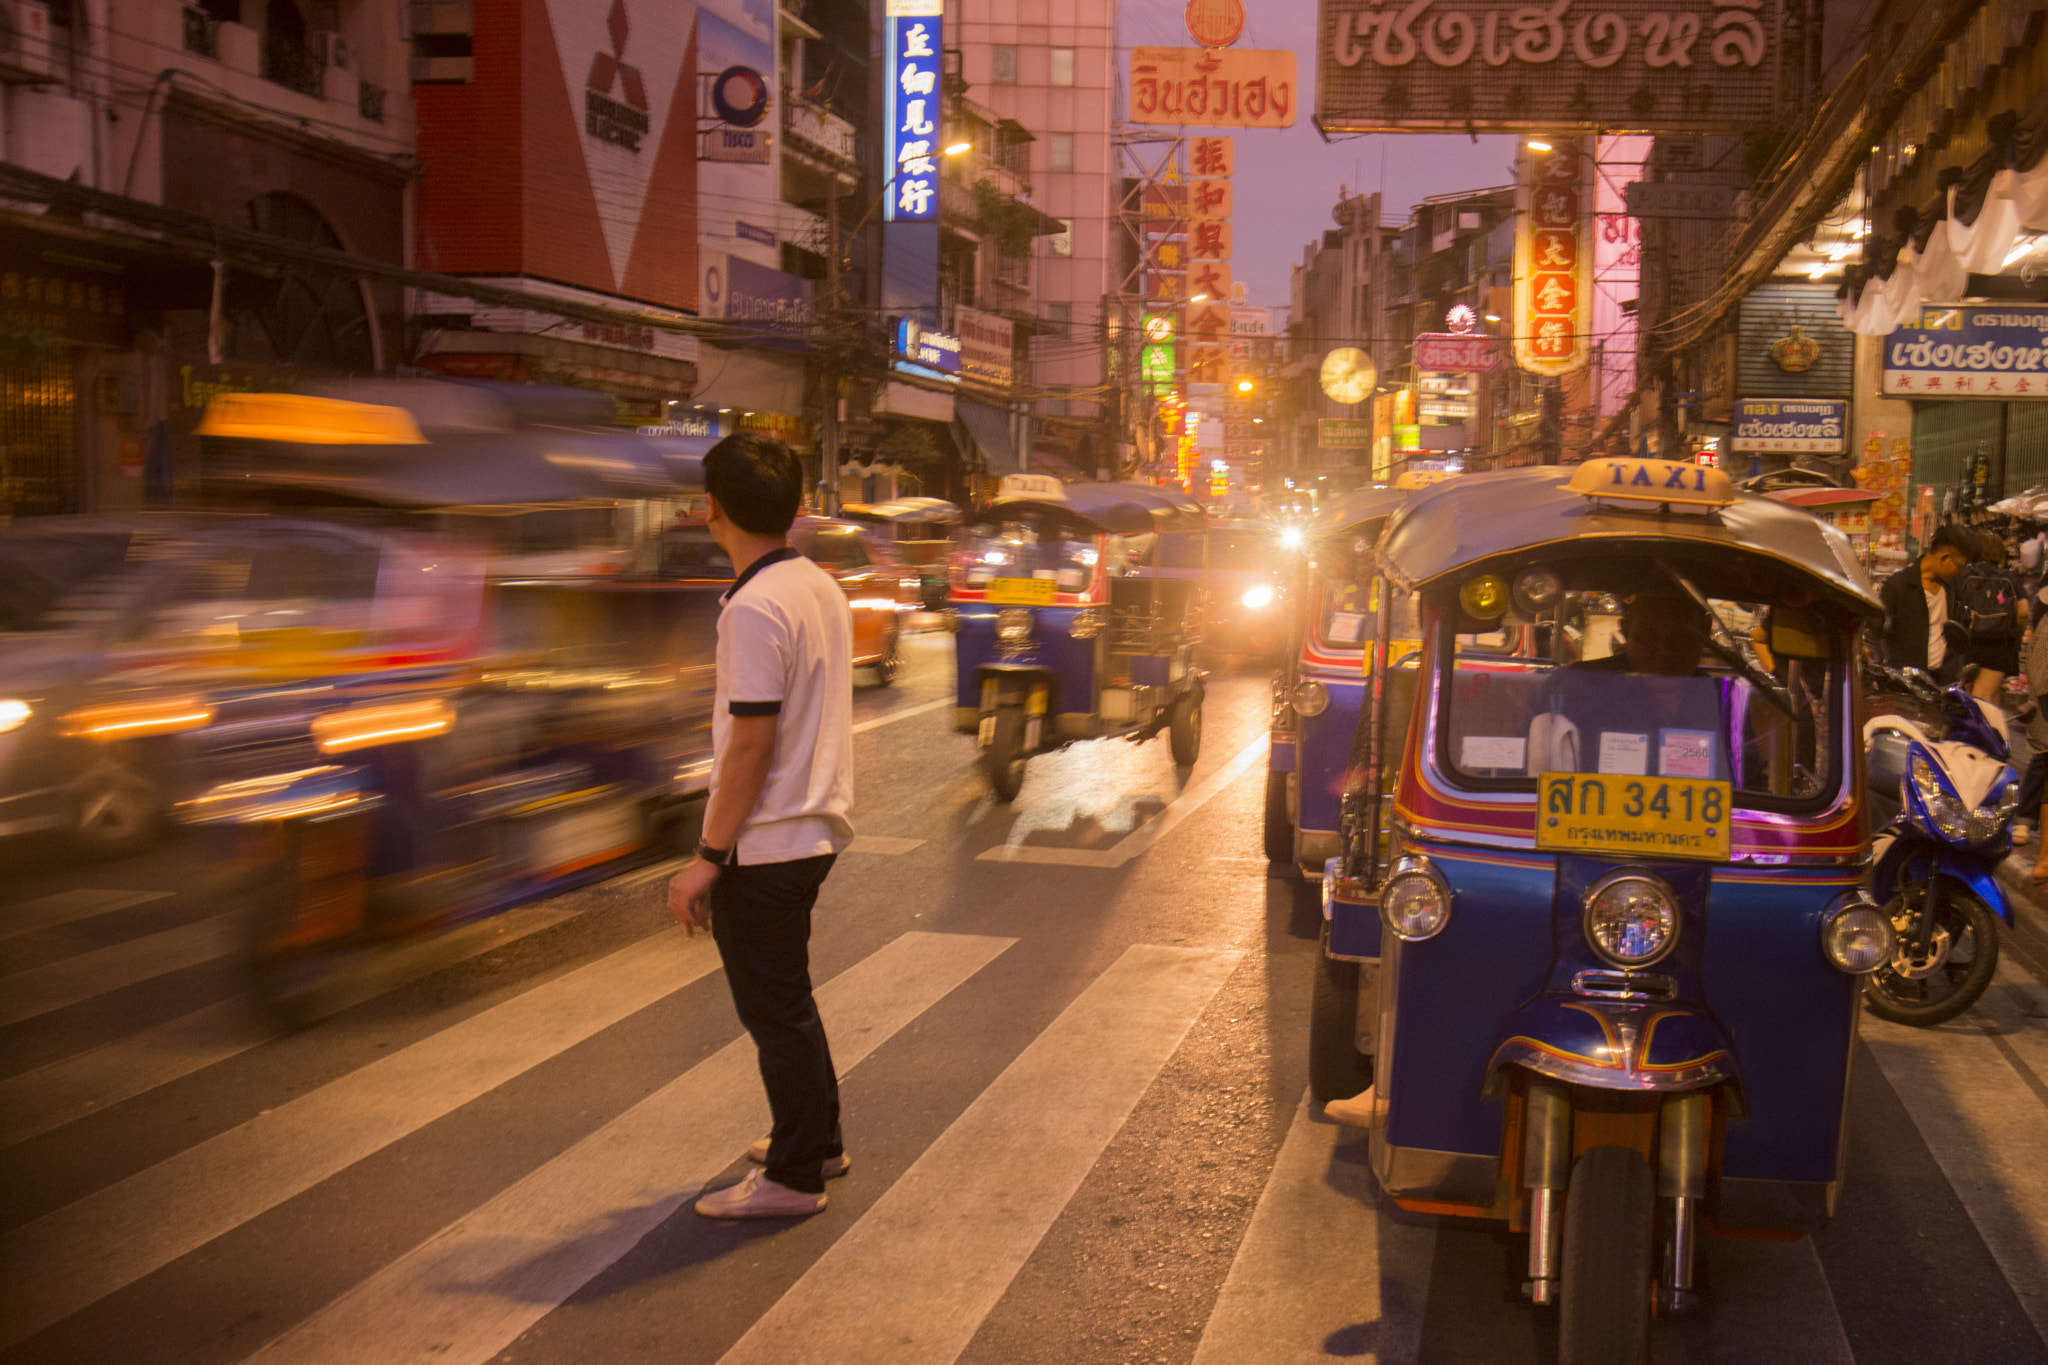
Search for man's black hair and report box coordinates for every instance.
[704,431,803,535]
[1929,523,1978,561]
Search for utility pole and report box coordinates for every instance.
[819,180,842,514]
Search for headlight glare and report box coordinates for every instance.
[1822,899,1896,974]
[1241,585,1275,610]
[0,700,28,733]
[1382,857,1451,941]
[1292,680,1330,716]
[1582,871,1680,966]
[996,608,1034,644]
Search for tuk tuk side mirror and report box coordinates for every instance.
[1769,606,1830,660]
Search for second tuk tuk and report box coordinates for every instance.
[1317,460,1897,1361]
[950,483,1206,800]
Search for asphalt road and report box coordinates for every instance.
[2,630,2046,1365]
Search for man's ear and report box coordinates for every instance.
[705,493,725,525]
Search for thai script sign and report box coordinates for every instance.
[1320,418,1374,448]
[1881,305,2048,399]
[884,1,943,222]
[1128,47,1298,127]
[955,306,1015,387]
[1316,0,1782,134]
[1513,138,1594,377]
[895,318,961,375]
[699,251,813,350]
[1413,332,1505,371]
[1623,180,1737,218]
[1730,399,1846,453]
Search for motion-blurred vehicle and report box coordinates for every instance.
[1150,519,1285,660]
[1318,459,1895,1358]
[122,383,723,1025]
[950,483,1206,801]
[839,496,962,609]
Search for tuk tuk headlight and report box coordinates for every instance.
[1909,755,1971,842]
[1460,573,1509,621]
[0,700,29,733]
[996,608,1034,644]
[1069,607,1106,640]
[1292,680,1329,716]
[1582,870,1680,967]
[1822,897,1896,974]
[312,698,455,754]
[1513,567,1563,614]
[1382,856,1452,941]
[1241,585,1275,610]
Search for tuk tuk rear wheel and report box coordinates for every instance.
[1310,921,1373,1104]
[983,705,1029,802]
[1168,686,1203,766]
[1263,770,1294,865]
[1559,1144,1655,1365]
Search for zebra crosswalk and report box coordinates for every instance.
[2,869,2047,1365]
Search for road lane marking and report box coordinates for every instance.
[851,696,953,735]
[717,942,1244,1365]
[1192,1090,1434,1365]
[242,930,1016,1365]
[0,927,723,1348]
[1863,1006,2048,1341]
[1687,1238,1855,1364]
[845,835,925,855]
[0,913,241,1026]
[0,899,585,1150]
[977,732,1266,867]
[0,889,172,942]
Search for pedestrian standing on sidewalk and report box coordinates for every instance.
[668,432,855,1219]
[1879,524,1975,680]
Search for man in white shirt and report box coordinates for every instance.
[669,433,854,1219]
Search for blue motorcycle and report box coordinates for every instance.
[1862,665,2015,1025]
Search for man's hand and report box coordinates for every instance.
[668,859,719,934]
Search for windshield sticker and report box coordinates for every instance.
[1598,732,1649,775]
[1326,611,1364,643]
[1461,736,1527,771]
[1659,729,1715,778]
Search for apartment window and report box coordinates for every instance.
[1049,48,1075,85]
[1047,133,1074,173]
[992,45,1017,83]
[1045,301,1072,333]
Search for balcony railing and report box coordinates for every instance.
[182,7,219,57]
[262,35,323,97]
[782,87,857,166]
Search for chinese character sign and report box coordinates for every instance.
[1514,138,1595,377]
[885,3,943,223]
[1190,136,1234,177]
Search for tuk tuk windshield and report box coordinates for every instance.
[961,521,1098,593]
[1440,574,1842,812]
[1316,575,1420,650]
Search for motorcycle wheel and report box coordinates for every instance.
[982,705,1029,803]
[69,770,161,862]
[1864,879,2001,1027]
[1263,770,1294,865]
[1168,684,1203,766]
[1559,1144,1655,1365]
[1310,920,1373,1104]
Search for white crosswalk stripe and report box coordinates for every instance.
[0,911,241,1026]
[716,942,1243,1365]
[0,888,173,942]
[242,930,1015,1365]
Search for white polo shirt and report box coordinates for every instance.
[713,547,855,863]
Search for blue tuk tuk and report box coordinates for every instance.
[950,483,1206,801]
[1318,460,1897,1360]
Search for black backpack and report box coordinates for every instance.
[1957,564,2019,640]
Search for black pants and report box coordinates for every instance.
[709,854,840,1194]
[2017,747,2048,826]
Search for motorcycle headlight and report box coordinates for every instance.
[1292,680,1329,717]
[1582,870,1680,967]
[1821,898,1896,974]
[1909,754,1971,842]
[996,608,1034,645]
[1241,585,1275,610]
[1069,607,1106,640]
[1382,856,1452,941]
[0,699,28,733]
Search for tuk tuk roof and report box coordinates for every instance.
[983,484,1168,536]
[841,496,962,525]
[1105,482,1209,534]
[1313,487,1409,540]
[1377,466,1881,613]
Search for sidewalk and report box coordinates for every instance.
[1992,850,2048,985]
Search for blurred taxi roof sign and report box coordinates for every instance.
[1393,469,1455,490]
[1566,458,1735,510]
[998,473,1066,501]
[197,393,428,445]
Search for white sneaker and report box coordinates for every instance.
[745,1137,851,1178]
[1323,1087,1378,1128]
[2015,823,2035,846]
[694,1169,827,1219]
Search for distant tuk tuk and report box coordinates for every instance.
[1317,460,1894,1358]
[950,483,1206,800]
[121,385,723,1024]
[839,496,962,608]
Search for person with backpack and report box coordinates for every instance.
[1879,524,1975,680]
[1957,530,2026,680]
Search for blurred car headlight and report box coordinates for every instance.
[1382,856,1452,941]
[1292,680,1329,716]
[1278,527,1305,550]
[0,700,28,733]
[1241,585,1275,610]
[996,608,1034,644]
[312,698,455,754]
[1821,897,1896,974]
[1582,871,1680,967]
[59,698,214,740]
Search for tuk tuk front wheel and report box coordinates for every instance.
[1263,770,1294,865]
[1310,921,1373,1104]
[983,705,1030,802]
[1559,1144,1655,1365]
[1168,685,1203,766]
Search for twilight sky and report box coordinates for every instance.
[1117,0,1521,311]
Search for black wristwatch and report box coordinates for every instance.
[697,841,733,867]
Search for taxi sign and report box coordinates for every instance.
[998,473,1066,501]
[1394,469,1456,490]
[985,576,1059,605]
[197,393,427,445]
[1535,773,1731,861]
[1568,458,1735,509]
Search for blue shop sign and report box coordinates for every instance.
[884,1,943,224]
[1730,398,1847,453]
[895,318,961,377]
[1881,304,2048,399]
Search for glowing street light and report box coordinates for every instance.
[1526,138,1553,152]
[943,141,972,156]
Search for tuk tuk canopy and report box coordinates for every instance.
[1314,487,1410,542]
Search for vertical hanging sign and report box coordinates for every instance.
[1514,138,1596,377]
[884,0,943,223]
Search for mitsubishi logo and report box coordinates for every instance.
[585,0,649,151]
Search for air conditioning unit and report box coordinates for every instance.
[1,1,57,83]
[311,29,351,69]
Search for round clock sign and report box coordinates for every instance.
[1320,348,1377,405]
[1184,0,1244,48]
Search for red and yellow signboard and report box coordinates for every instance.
[1128,48,1298,127]
[1514,139,1596,377]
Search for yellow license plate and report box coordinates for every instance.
[1535,773,1732,861]
[986,576,1058,605]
